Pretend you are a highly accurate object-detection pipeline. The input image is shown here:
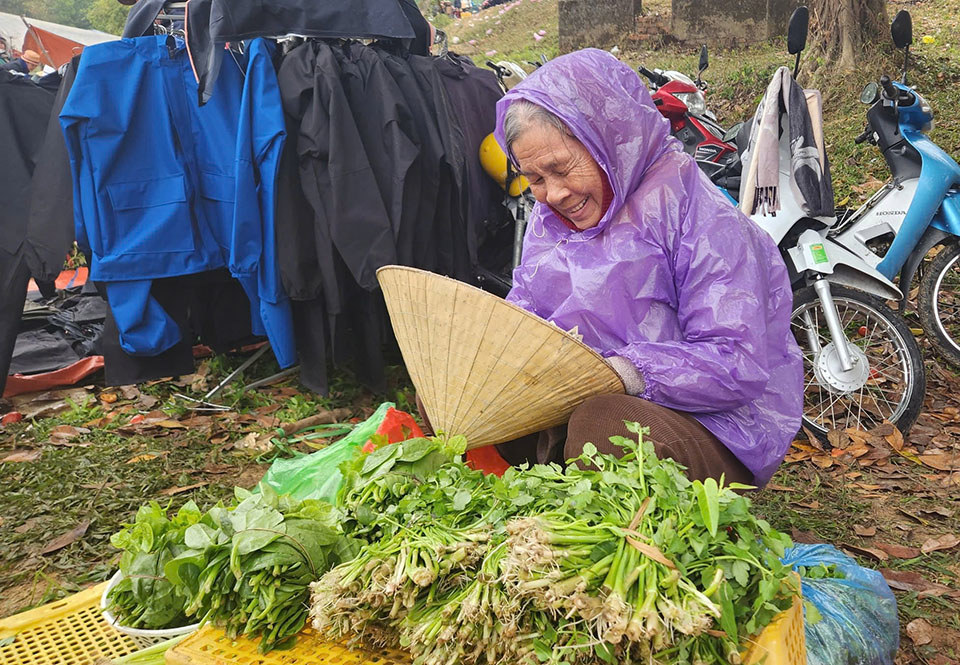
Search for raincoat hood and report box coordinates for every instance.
[495,48,677,238]
[500,49,803,484]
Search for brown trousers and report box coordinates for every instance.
[416,394,751,484]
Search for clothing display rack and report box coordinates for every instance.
[1,0,509,400]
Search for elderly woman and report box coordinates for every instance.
[475,48,802,488]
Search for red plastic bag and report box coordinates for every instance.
[465,447,510,477]
[362,407,424,453]
[368,405,510,477]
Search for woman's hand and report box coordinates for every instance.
[604,355,645,396]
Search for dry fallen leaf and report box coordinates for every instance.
[765,483,793,492]
[153,419,187,429]
[811,455,835,469]
[99,392,118,404]
[883,426,904,452]
[802,427,825,451]
[827,428,848,449]
[906,618,934,646]
[843,544,889,561]
[40,520,90,555]
[854,525,877,537]
[919,452,960,471]
[159,482,209,496]
[881,569,960,597]
[138,394,159,409]
[118,385,140,401]
[921,534,960,554]
[124,452,169,464]
[2,449,41,463]
[875,542,921,559]
[233,432,268,452]
[919,506,955,519]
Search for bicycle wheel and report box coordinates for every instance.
[791,284,925,439]
[918,241,960,367]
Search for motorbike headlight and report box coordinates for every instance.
[675,91,707,117]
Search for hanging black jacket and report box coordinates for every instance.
[434,54,506,265]
[25,56,80,283]
[278,40,396,295]
[372,45,444,269]
[335,43,419,257]
[405,54,472,281]
[0,71,54,394]
[0,70,54,257]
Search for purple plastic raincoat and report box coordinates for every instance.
[495,49,803,485]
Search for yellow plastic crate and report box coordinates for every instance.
[0,582,142,665]
[742,588,806,665]
[167,591,806,665]
[165,627,409,665]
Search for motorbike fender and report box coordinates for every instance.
[876,128,960,278]
[788,230,902,301]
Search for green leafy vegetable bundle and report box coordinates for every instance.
[107,501,203,630]
[162,487,360,652]
[311,424,798,665]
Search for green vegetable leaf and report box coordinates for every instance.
[731,559,750,588]
[232,527,283,556]
[452,490,472,511]
[694,478,720,537]
[361,443,402,474]
[594,641,615,664]
[163,549,207,588]
[396,438,435,462]
[184,524,218,550]
[717,582,738,642]
[803,600,823,625]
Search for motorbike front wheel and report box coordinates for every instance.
[918,241,960,367]
[791,284,925,439]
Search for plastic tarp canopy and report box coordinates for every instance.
[0,12,115,67]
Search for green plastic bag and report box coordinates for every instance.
[256,402,394,503]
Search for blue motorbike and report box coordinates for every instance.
[832,10,960,366]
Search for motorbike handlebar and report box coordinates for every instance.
[639,65,668,87]
[854,126,872,145]
[880,75,898,101]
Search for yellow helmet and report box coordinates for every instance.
[479,133,529,197]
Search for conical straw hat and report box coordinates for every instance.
[377,266,624,450]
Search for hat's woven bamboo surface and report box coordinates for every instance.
[377,266,624,449]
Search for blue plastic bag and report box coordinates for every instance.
[781,543,899,665]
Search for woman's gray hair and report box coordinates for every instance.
[502,100,572,159]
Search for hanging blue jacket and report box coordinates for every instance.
[60,36,295,367]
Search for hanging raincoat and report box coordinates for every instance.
[495,49,803,485]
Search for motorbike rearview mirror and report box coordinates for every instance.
[787,6,809,78]
[860,82,880,105]
[696,44,708,88]
[891,10,913,49]
[722,122,744,144]
[787,6,809,55]
[891,10,912,83]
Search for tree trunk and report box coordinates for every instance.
[809,0,887,70]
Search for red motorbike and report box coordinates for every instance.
[640,46,740,183]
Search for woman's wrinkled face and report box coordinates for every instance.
[512,122,607,230]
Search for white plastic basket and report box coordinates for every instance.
[100,570,200,649]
